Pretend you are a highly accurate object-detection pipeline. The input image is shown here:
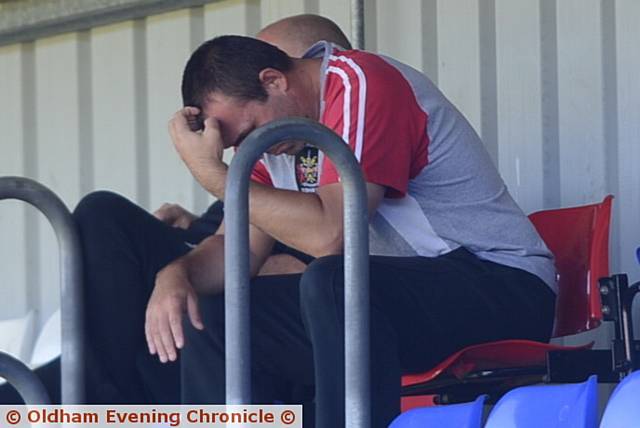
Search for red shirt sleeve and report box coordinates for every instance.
[250,160,273,186]
[319,52,429,198]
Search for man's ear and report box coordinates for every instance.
[258,68,288,95]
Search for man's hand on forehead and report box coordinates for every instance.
[186,106,205,132]
[178,106,204,132]
[171,106,216,139]
[169,106,228,198]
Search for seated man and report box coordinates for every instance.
[0,14,351,405]
[162,34,557,427]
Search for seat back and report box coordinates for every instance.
[0,311,35,363]
[390,395,486,428]
[528,196,612,337]
[30,309,61,368]
[600,370,640,428]
[485,375,598,428]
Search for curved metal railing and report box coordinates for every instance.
[224,118,371,427]
[0,351,50,403]
[0,176,85,403]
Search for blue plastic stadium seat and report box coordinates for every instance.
[389,394,486,428]
[484,375,598,428]
[600,370,640,428]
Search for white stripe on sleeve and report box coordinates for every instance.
[330,55,367,161]
[327,66,351,144]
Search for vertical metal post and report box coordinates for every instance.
[351,0,365,50]
[224,118,370,427]
[0,177,85,404]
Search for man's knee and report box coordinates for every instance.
[299,255,344,313]
[73,191,136,228]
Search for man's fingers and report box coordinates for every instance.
[171,107,201,132]
[147,309,172,363]
[152,331,169,363]
[173,215,192,230]
[144,317,157,355]
[147,336,157,355]
[187,292,204,330]
[183,106,200,116]
[178,106,201,126]
[153,203,173,221]
[159,317,178,362]
[153,203,195,229]
[147,313,169,363]
[169,307,185,349]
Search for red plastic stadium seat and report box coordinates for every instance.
[400,196,613,410]
[531,196,611,337]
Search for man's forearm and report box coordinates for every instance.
[171,231,273,294]
[201,166,340,256]
[247,182,342,257]
[191,159,345,258]
[177,234,226,294]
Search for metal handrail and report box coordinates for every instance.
[0,176,85,403]
[0,351,50,404]
[224,118,371,427]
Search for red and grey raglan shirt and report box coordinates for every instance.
[251,41,557,292]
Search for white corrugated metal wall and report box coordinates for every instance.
[0,0,638,369]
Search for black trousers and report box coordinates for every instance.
[181,248,555,428]
[75,191,221,403]
[0,191,311,404]
[0,191,219,404]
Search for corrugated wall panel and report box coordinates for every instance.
[376,0,424,71]
[495,0,544,213]
[146,9,203,214]
[436,0,483,141]
[204,0,260,37]
[260,0,310,26]
[556,0,606,207]
[34,33,85,326]
[90,22,139,200]
[317,0,350,40]
[615,0,640,334]
[0,0,638,363]
[0,45,29,319]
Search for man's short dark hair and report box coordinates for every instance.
[181,35,294,108]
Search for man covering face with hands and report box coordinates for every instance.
[0,14,353,408]
[168,32,557,428]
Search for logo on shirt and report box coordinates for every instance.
[295,146,319,193]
